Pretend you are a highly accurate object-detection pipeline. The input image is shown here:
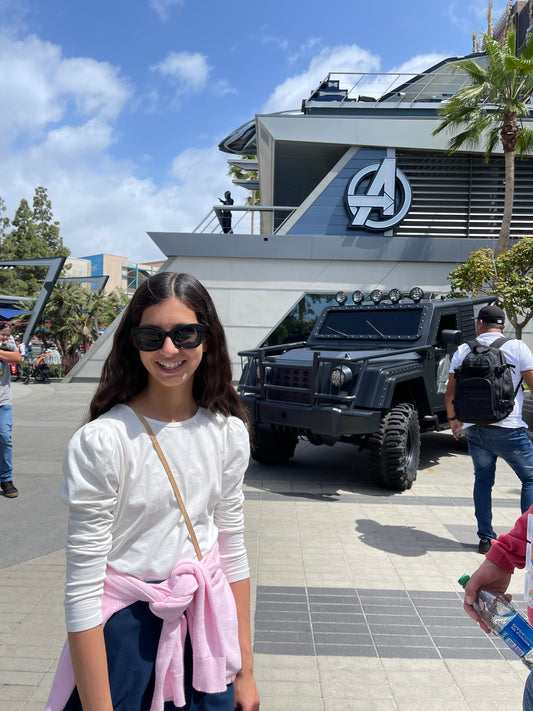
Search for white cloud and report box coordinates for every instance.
[149,0,184,21]
[153,50,211,91]
[54,56,131,120]
[213,79,237,98]
[0,34,131,139]
[28,120,114,162]
[257,26,289,52]
[262,44,381,113]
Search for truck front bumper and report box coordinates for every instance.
[242,396,382,437]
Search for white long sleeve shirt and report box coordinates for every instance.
[61,404,250,632]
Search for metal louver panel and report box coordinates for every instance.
[395,151,533,239]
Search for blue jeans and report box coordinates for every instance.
[465,426,533,540]
[0,405,13,483]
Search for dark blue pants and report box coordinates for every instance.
[465,426,533,539]
[64,601,234,711]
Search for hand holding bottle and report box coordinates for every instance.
[460,570,533,668]
[462,559,513,633]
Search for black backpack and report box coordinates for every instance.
[453,337,522,424]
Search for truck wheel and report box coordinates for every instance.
[251,426,298,465]
[368,403,421,491]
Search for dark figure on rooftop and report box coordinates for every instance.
[217,191,234,234]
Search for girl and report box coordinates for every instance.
[46,272,260,711]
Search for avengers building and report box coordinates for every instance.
[67,53,533,381]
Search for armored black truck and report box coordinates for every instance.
[237,288,494,491]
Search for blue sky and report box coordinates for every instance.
[0,0,505,262]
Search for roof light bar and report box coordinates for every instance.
[409,287,424,303]
[335,291,347,305]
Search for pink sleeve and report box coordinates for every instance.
[486,507,531,572]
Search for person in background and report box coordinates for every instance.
[445,305,533,554]
[217,190,234,234]
[0,322,22,498]
[14,337,26,381]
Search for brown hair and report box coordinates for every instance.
[88,272,248,424]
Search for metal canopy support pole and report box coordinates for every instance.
[57,275,109,291]
[0,257,66,346]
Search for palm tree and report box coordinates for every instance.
[433,31,533,255]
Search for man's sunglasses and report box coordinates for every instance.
[130,323,209,351]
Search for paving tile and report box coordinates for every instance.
[259,695,324,711]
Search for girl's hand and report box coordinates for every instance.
[234,668,260,710]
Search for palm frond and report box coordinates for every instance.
[484,125,501,158]
[516,127,533,155]
[520,31,533,61]
[453,59,488,84]
[447,120,492,152]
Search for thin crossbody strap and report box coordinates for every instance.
[132,408,203,561]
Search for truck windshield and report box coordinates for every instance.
[317,308,423,339]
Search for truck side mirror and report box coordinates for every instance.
[440,329,462,354]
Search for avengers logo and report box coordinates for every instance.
[345,157,412,231]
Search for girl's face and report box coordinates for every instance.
[137,296,206,395]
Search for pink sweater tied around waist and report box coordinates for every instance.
[45,542,241,711]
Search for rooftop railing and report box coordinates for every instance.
[194,205,298,235]
[306,69,475,106]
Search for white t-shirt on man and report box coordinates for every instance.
[449,332,533,429]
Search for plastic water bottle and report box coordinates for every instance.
[459,574,533,668]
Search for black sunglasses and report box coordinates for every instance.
[130,323,209,351]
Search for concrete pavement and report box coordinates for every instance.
[0,380,531,710]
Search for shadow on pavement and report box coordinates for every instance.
[354,518,468,555]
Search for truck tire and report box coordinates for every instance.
[368,403,421,491]
[251,426,298,465]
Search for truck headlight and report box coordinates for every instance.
[330,365,353,388]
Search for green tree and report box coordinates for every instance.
[32,186,69,256]
[37,284,129,355]
[0,187,71,296]
[433,31,533,255]
[42,282,87,354]
[0,196,10,244]
[0,199,45,295]
[448,240,533,338]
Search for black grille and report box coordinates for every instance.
[266,367,312,404]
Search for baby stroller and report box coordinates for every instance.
[27,351,51,383]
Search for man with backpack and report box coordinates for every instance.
[445,305,533,554]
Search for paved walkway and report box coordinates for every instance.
[0,381,531,710]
